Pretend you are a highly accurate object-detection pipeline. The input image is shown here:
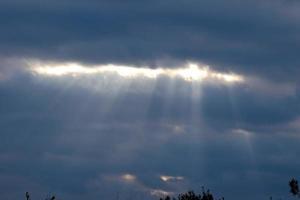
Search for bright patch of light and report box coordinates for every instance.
[32,63,99,76]
[121,174,136,182]
[232,129,253,136]
[29,61,244,83]
[150,189,173,197]
[160,175,184,182]
[175,63,208,81]
[211,72,243,83]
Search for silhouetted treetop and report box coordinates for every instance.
[160,188,222,200]
[290,178,300,197]
[25,192,30,200]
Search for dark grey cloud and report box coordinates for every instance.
[1,0,300,82]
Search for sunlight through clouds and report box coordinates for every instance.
[160,175,184,182]
[121,174,137,182]
[28,61,244,83]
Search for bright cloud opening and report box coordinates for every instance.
[160,175,184,182]
[121,174,136,182]
[28,61,244,83]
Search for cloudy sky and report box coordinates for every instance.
[1,0,300,199]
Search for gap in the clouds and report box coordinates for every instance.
[27,60,244,83]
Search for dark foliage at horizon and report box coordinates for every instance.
[23,178,300,200]
[25,192,55,200]
[160,189,224,200]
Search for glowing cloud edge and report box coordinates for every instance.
[28,61,244,83]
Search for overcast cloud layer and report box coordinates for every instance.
[1,0,300,80]
[1,1,300,200]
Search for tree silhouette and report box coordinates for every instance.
[160,188,221,200]
[25,192,30,200]
[25,192,56,200]
[290,178,300,197]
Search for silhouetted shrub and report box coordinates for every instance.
[25,192,55,200]
[25,192,30,200]
[160,188,223,200]
[290,178,300,197]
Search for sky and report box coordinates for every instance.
[1,0,300,199]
